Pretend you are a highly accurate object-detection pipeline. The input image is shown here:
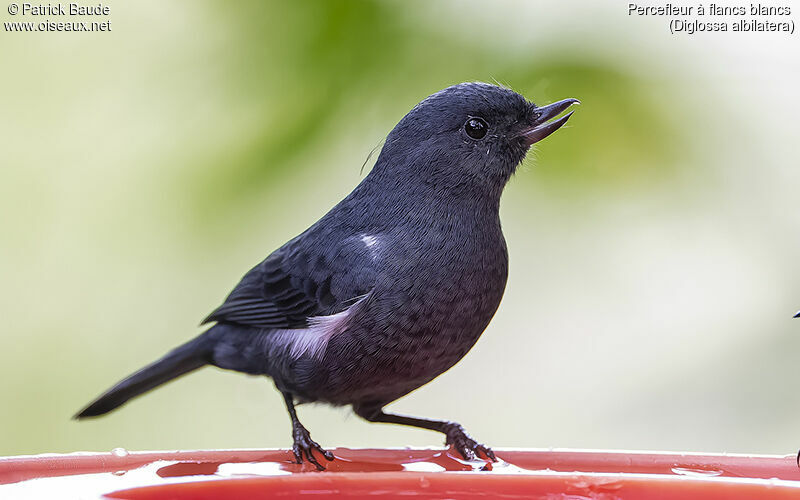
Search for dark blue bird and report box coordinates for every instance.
[76,82,579,469]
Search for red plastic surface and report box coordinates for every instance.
[2,447,800,499]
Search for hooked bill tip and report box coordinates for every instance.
[519,98,580,146]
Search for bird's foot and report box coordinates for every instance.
[442,422,497,462]
[291,424,334,471]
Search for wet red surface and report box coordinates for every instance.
[108,473,800,500]
[2,447,800,499]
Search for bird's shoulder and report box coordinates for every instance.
[202,226,384,330]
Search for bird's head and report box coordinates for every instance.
[373,82,579,198]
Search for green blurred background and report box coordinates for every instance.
[1,0,799,456]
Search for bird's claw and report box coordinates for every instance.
[443,422,497,462]
[292,425,334,470]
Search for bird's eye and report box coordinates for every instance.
[464,117,488,140]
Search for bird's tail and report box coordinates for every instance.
[74,332,216,419]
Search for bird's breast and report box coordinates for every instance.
[295,209,510,405]
[357,219,508,362]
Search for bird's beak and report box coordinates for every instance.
[519,98,580,147]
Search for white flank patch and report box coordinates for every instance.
[269,295,367,360]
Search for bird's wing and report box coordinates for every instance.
[202,232,381,330]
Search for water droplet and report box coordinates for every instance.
[403,461,446,472]
[111,447,129,457]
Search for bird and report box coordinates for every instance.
[75,82,579,470]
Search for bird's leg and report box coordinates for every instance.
[282,391,334,470]
[354,404,496,461]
